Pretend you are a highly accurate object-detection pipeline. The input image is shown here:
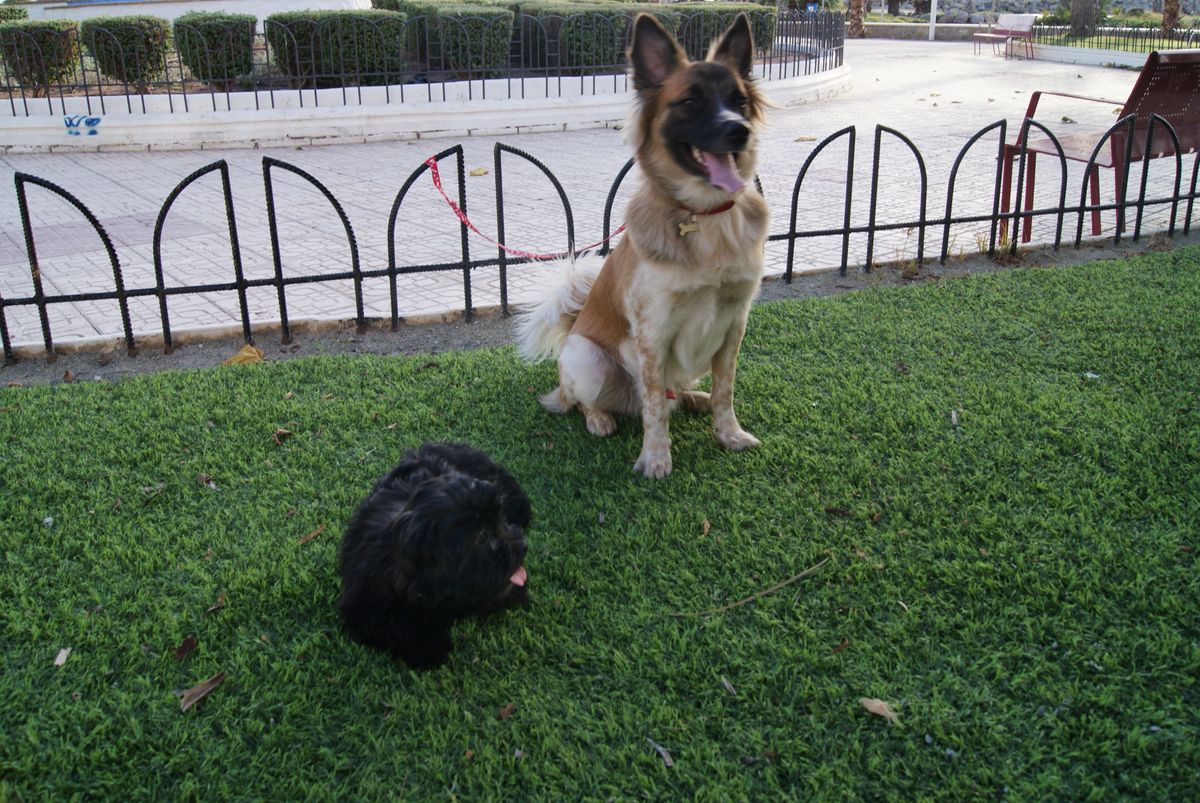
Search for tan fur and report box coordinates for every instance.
[516,14,767,478]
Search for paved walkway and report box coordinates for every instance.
[0,39,1179,351]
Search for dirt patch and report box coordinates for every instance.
[2,232,1193,387]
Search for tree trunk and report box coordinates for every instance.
[1070,0,1098,37]
[849,0,866,38]
[1161,0,1180,34]
[887,0,901,16]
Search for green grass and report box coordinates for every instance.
[2,249,1199,799]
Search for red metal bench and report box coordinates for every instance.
[973,13,1039,60]
[1001,48,1200,242]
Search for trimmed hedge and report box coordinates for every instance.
[370,0,512,75]
[672,4,777,60]
[0,6,29,23]
[173,11,256,87]
[265,9,408,87]
[434,5,512,75]
[0,18,79,90]
[80,15,171,89]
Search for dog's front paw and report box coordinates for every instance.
[718,427,760,451]
[633,448,673,478]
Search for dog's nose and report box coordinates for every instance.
[721,119,750,151]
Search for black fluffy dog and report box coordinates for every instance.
[336,443,530,669]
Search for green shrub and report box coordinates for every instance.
[0,18,79,92]
[0,6,29,23]
[672,4,777,60]
[265,9,408,87]
[560,8,630,70]
[173,11,256,87]
[432,5,512,76]
[80,15,171,90]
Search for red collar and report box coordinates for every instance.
[681,200,736,217]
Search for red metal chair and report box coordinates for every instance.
[1001,49,1200,242]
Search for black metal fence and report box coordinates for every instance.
[1030,22,1200,52]
[3,112,1198,363]
[1,10,843,116]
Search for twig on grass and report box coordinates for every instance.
[670,555,832,618]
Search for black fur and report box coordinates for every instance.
[336,443,530,669]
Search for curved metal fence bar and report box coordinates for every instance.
[777,125,855,281]
[0,11,842,116]
[1068,115,1136,247]
[262,156,364,341]
[3,119,1198,361]
[493,143,578,315]
[1008,118,1071,251]
[11,172,133,360]
[600,158,637,258]
[386,144,466,330]
[868,126,928,269]
[1135,113,1185,241]
[942,120,1007,263]
[152,160,246,351]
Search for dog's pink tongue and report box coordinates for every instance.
[510,566,528,587]
[699,151,745,193]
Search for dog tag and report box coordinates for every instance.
[678,216,700,237]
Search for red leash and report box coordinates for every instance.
[424,156,626,261]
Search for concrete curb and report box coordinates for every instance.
[0,66,853,153]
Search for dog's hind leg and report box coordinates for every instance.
[551,334,631,437]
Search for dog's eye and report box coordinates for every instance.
[673,95,697,110]
[490,540,502,552]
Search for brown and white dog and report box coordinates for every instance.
[517,13,768,478]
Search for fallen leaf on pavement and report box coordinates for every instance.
[860,697,901,724]
[223,344,264,365]
[180,671,226,712]
[469,167,489,177]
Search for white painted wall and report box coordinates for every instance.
[0,66,854,152]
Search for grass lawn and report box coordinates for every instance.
[2,248,1198,799]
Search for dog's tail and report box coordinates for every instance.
[515,255,603,363]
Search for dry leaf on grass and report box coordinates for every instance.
[54,648,72,667]
[647,737,674,768]
[298,524,327,546]
[173,636,198,661]
[702,518,711,537]
[720,676,737,695]
[180,671,226,712]
[832,636,850,654]
[62,370,75,384]
[196,474,219,491]
[860,697,901,724]
[223,344,264,365]
[205,593,227,615]
[499,703,517,720]
[272,428,293,446]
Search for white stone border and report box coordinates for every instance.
[1031,43,1149,69]
[0,66,852,153]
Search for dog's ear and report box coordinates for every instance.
[709,13,754,80]
[629,13,685,91]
